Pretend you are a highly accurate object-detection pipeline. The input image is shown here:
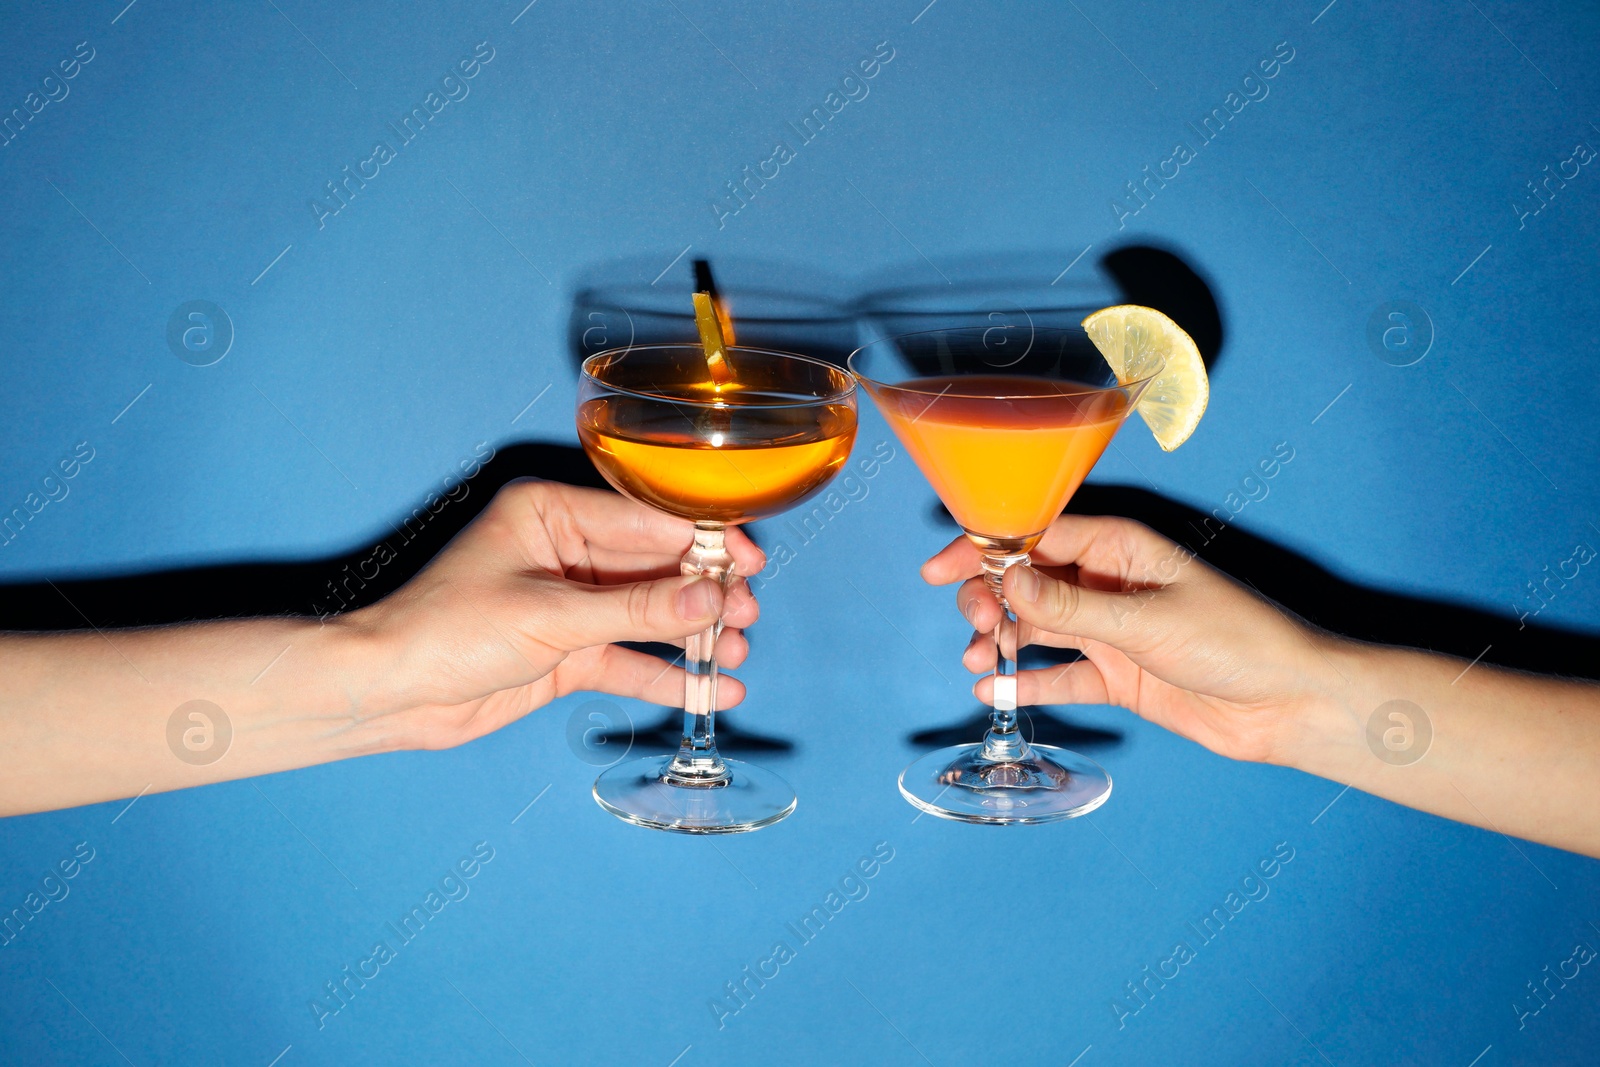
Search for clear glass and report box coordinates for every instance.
[577,344,858,833]
[848,325,1160,825]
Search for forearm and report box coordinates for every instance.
[1284,639,1600,857]
[0,617,401,816]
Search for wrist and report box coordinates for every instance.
[1262,632,1372,772]
[1268,634,1447,785]
[293,610,415,757]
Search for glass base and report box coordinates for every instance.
[899,743,1112,825]
[593,754,796,834]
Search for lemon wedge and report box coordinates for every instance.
[1082,304,1209,451]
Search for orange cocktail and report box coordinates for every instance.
[871,374,1130,552]
[849,323,1169,826]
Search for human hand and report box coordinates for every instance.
[921,515,1347,764]
[344,479,763,751]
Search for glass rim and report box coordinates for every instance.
[856,294,1111,316]
[847,326,1166,400]
[581,343,858,408]
[574,287,855,324]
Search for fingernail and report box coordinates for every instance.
[677,579,719,621]
[960,596,980,627]
[1011,565,1041,604]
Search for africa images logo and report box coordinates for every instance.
[167,700,232,766]
[1365,700,1431,766]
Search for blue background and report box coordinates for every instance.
[2,0,1599,1064]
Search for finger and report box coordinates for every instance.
[973,660,1110,706]
[560,568,763,634]
[531,572,725,652]
[956,578,1004,633]
[571,644,747,708]
[920,535,983,585]
[506,481,750,583]
[1003,564,1156,652]
[664,625,748,665]
[956,578,1089,648]
[1030,515,1182,581]
[521,481,701,557]
[962,630,995,673]
[1020,627,1087,651]
[583,532,768,585]
[962,627,1088,674]
[722,578,760,629]
[530,482,769,575]
[722,526,767,578]
[715,627,749,669]
[659,581,758,631]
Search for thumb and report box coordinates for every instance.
[1003,563,1151,647]
[537,573,723,652]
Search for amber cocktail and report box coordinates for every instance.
[578,343,857,833]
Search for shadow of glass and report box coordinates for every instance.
[851,242,1225,374]
[1100,244,1225,371]
[854,279,1117,344]
[592,707,796,758]
[909,707,1123,751]
[568,255,859,370]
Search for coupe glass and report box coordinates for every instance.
[849,325,1160,824]
[577,344,858,833]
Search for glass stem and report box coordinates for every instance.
[665,523,734,786]
[980,553,1032,763]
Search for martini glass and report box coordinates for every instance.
[577,344,857,833]
[849,325,1160,825]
